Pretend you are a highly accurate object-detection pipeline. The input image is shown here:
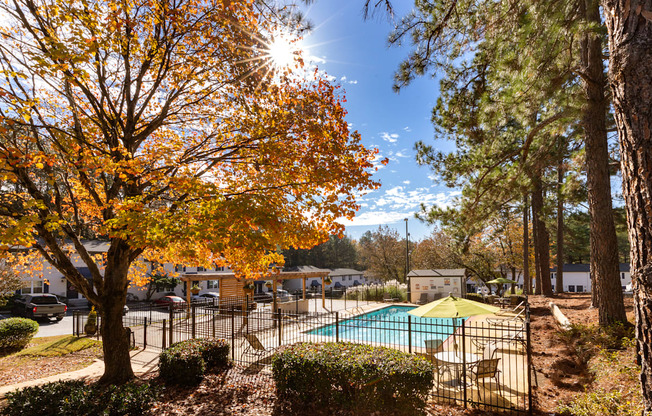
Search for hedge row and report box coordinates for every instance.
[0,317,39,352]
[159,338,229,386]
[3,379,160,416]
[272,342,434,415]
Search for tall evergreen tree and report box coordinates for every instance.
[602,0,652,409]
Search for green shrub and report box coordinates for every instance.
[194,338,230,368]
[557,389,642,416]
[159,338,229,386]
[0,317,39,351]
[272,342,434,415]
[465,293,485,303]
[3,379,160,416]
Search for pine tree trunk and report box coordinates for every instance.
[581,0,628,326]
[532,176,553,296]
[98,244,135,385]
[531,195,541,295]
[557,155,565,294]
[602,0,652,410]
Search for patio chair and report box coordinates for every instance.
[425,339,444,355]
[468,358,503,400]
[495,300,525,316]
[383,292,399,302]
[241,333,278,362]
[486,308,526,325]
[416,292,429,305]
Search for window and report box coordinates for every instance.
[568,285,575,292]
[577,285,584,292]
[622,286,626,290]
[175,264,186,273]
[621,273,625,280]
[21,280,43,294]
[207,280,219,289]
[551,285,555,291]
[197,267,205,272]
[551,272,556,280]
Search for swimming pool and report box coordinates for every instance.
[307,305,467,347]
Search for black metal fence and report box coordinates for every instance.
[73,297,532,414]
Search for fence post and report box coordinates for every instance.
[143,317,148,349]
[168,305,174,346]
[408,316,412,354]
[526,303,533,415]
[162,319,167,349]
[344,288,346,310]
[461,318,467,408]
[336,312,339,343]
[191,303,196,339]
[277,308,282,347]
[72,312,76,336]
[212,307,216,338]
[230,308,235,360]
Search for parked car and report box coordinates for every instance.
[153,296,187,310]
[261,289,292,303]
[12,294,67,321]
[191,292,220,304]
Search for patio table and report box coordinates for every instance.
[434,351,481,387]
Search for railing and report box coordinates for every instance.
[72,296,531,414]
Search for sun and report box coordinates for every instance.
[266,35,301,69]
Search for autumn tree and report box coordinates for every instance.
[0,0,379,384]
[602,0,652,410]
[358,226,406,282]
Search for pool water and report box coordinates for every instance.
[307,305,467,347]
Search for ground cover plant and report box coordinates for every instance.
[3,379,160,416]
[272,342,434,415]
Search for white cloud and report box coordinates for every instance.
[403,180,411,185]
[340,75,358,85]
[309,55,327,64]
[338,211,412,226]
[403,126,411,132]
[394,150,409,158]
[380,132,399,143]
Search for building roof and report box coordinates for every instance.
[329,268,363,277]
[408,269,467,278]
[550,263,631,273]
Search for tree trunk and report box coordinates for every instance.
[602,0,652,410]
[531,196,541,295]
[523,196,531,296]
[580,0,628,325]
[98,243,135,385]
[557,150,565,294]
[532,176,553,296]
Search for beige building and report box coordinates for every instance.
[408,269,467,303]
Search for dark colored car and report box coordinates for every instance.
[153,296,187,310]
[191,292,220,305]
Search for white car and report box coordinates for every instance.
[191,292,220,304]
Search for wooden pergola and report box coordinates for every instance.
[180,270,331,312]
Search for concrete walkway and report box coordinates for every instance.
[0,348,160,398]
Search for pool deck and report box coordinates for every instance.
[233,300,529,411]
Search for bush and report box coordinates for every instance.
[272,342,434,415]
[0,317,39,351]
[159,338,230,386]
[3,379,160,416]
[465,293,485,303]
[557,389,642,416]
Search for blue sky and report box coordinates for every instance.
[295,1,459,241]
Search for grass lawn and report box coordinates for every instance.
[0,335,103,386]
